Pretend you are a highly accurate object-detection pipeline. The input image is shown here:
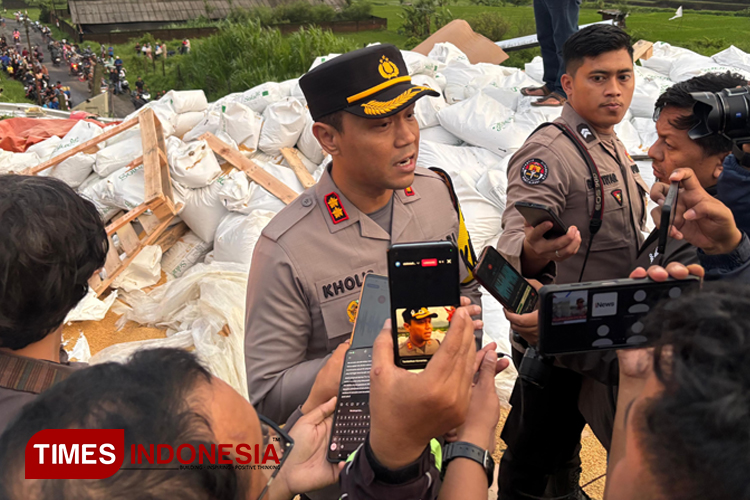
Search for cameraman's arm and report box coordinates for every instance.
[651,168,747,281]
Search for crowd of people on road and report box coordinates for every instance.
[0,28,68,109]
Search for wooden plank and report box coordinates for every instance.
[105,204,149,234]
[93,214,177,296]
[280,148,316,189]
[125,155,143,171]
[153,222,189,253]
[138,212,163,236]
[116,223,140,256]
[103,235,121,278]
[139,109,164,206]
[200,132,297,205]
[633,40,654,61]
[25,117,140,175]
[153,116,175,207]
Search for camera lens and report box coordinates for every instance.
[690,86,750,141]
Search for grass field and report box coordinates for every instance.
[342,2,750,54]
[0,71,30,103]
[14,4,750,101]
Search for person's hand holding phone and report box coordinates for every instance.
[369,298,480,470]
[301,341,349,415]
[502,279,543,346]
[522,222,582,276]
[651,168,742,255]
[455,350,510,452]
[277,397,346,498]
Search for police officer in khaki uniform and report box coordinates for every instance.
[244,44,481,424]
[496,25,648,500]
[398,307,441,356]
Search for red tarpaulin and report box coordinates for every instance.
[0,117,107,153]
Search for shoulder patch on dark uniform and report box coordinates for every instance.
[324,192,349,224]
[577,123,595,143]
[521,159,548,185]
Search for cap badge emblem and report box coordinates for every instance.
[378,56,399,80]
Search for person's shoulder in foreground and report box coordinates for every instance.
[0,348,344,500]
[0,175,107,434]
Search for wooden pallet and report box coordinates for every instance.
[24,109,181,296]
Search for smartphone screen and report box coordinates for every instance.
[475,246,538,314]
[327,348,371,462]
[350,274,390,349]
[388,241,460,370]
[538,277,700,355]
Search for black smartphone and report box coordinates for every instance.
[474,246,538,314]
[388,241,460,370]
[327,347,372,462]
[515,201,569,239]
[327,274,390,463]
[537,276,701,355]
[657,181,680,266]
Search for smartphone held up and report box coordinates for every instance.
[388,241,460,371]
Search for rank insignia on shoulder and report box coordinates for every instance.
[404,186,415,197]
[626,152,634,164]
[347,299,359,323]
[521,159,548,185]
[324,192,349,224]
[577,123,595,143]
[612,189,623,206]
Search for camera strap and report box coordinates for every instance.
[532,122,604,282]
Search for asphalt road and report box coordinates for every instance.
[2,18,90,107]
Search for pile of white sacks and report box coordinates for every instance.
[6,40,750,402]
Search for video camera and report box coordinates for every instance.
[690,85,750,164]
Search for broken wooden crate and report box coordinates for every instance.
[24,109,182,296]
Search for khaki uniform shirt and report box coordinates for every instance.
[498,104,649,388]
[245,166,481,422]
[498,104,649,285]
[398,338,441,357]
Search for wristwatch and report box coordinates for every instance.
[442,441,495,487]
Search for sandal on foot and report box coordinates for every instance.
[520,85,551,97]
[530,92,566,107]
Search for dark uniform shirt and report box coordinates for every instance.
[498,103,649,285]
[0,349,83,433]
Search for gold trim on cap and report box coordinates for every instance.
[346,76,412,104]
[361,86,431,116]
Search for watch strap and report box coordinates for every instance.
[442,441,494,487]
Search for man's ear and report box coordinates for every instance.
[313,122,341,157]
[713,154,726,179]
[561,73,573,99]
